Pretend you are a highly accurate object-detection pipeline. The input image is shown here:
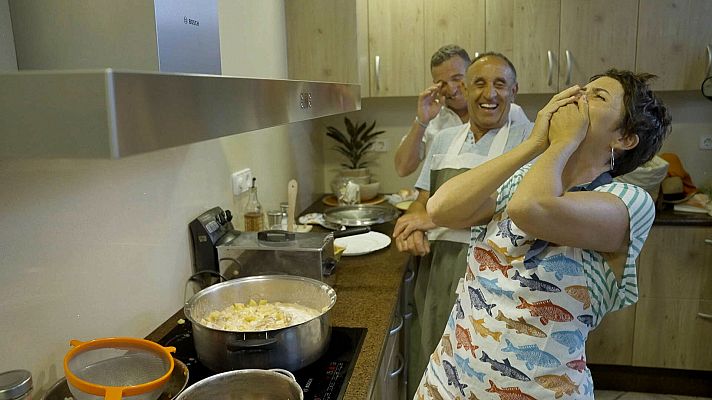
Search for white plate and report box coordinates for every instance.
[334,231,391,256]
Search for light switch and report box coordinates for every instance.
[699,134,712,150]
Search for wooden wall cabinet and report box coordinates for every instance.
[486,0,560,94]
[285,0,358,83]
[487,0,637,94]
[636,0,712,91]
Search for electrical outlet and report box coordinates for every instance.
[231,168,252,195]
[700,134,712,150]
[372,139,389,152]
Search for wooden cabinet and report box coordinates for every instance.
[559,0,638,88]
[632,225,712,370]
[285,1,358,84]
[586,303,636,365]
[367,0,424,97]
[424,0,485,87]
[636,0,712,91]
[487,0,637,93]
[588,225,712,371]
[486,0,560,94]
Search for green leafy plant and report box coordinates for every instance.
[326,117,385,169]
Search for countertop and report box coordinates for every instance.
[146,198,409,400]
[653,207,712,226]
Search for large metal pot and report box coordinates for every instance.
[173,369,303,400]
[184,275,336,372]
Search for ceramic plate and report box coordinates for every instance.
[395,200,413,211]
[334,231,391,256]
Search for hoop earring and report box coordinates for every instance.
[610,147,615,171]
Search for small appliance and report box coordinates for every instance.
[189,207,367,281]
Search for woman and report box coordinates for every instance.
[413,70,671,399]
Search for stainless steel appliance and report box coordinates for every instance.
[188,207,367,281]
[1,0,360,158]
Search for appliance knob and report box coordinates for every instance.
[225,210,233,222]
[216,212,225,224]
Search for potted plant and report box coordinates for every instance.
[326,117,385,175]
[326,117,385,201]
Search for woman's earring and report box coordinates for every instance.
[610,147,615,171]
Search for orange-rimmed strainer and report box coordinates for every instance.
[63,337,176,400]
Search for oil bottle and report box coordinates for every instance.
[243,177,264,231]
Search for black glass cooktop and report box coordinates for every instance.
[157,321,366,400]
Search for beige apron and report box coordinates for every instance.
[408,121,511,398]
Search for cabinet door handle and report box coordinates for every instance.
[389,315,404,336]
[704,238,712,245]
[389,353,405,378]
[565,50,573,86]
[547,50,554,87]
[374,55,381,92]
[404,268,415,283]
[706,45,711,78]
[698,312,712,321]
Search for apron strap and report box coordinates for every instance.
[523,171,613,268]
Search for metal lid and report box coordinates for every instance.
[324,205,398,227]
[0,370,32,400]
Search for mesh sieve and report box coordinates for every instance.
[64,338,175,400]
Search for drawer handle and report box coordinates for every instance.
[389,315,404,336]
[704,238,712,245]
[565,50,573,86]
[698,312,712,321]
[547,50,554,86]
[404,268,415,283]
[389,353,405,378]
[374,55,381,92]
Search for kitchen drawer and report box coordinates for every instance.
[633,298,712,371]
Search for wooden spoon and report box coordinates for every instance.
[287,179,297,232]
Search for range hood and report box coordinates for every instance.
[0,0,360,159]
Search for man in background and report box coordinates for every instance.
[394,45,528,177]
[392,53,533,398]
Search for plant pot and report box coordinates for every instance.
[340,168,370,179]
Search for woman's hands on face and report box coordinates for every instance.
[548,91,589,147]
[529,85,584,154]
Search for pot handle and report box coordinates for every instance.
[270,368,297,383]
[183,270,227,304]
[226,336,279,352]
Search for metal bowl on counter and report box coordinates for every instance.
[324,204,398,227]
[183,274,336,372]
[41,359,189,400]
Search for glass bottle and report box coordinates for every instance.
[243,177,264,232]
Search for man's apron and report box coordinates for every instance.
[408,121,511,398]
[416,172,613,400]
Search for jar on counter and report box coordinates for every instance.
[0,370,32,400]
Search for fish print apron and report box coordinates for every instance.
[409,121,511,398]
[415,172,612,400]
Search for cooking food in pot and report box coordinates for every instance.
[200,299,322,331]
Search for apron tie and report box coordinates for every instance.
[523,171,612,268]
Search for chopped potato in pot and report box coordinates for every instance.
[200,299,320,331]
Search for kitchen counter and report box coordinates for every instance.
[654,206,712,226]
[146,198,409,400]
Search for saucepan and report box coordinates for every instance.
[184,274,336,372]
[173,369,303,400]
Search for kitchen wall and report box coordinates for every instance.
[322,92,712,194]
[0,0,324,393]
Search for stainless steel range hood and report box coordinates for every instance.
[0,0,360,159]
